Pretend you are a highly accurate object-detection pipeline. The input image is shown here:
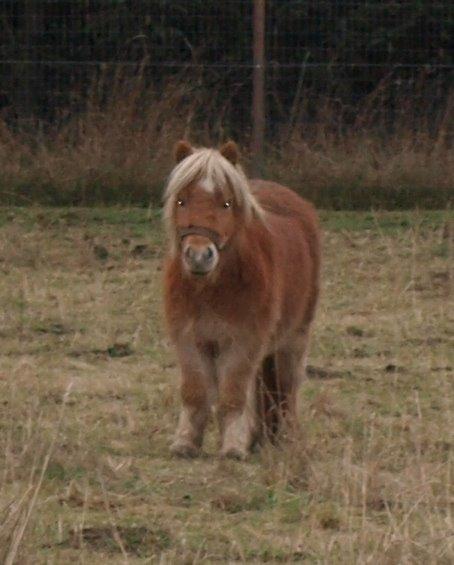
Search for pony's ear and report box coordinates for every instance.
[219,141,240,165]
[174,140,194,163]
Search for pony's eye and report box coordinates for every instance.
[176,198,185,207]
[223,200,232,209]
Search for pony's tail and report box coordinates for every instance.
[256,354,282,442]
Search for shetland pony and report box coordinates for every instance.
[163,141,321,459]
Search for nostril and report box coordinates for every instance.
[205,247,214,261]
[184,246,194,260]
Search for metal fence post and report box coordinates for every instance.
[252,0,265,177]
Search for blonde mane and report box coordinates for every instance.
[163,148,266,235]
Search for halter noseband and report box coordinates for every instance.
[178,226,226,251]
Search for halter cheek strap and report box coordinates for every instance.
[178,226,226,251]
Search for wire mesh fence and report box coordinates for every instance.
[0,0,452,137]
[0,1,452,208]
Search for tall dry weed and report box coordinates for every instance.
[0,70,452,208]
[271,82,453,209]
[0,69,209,205]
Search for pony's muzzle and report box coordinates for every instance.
[182,236,219,275]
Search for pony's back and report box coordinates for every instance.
[251,178,321,329]
[249,179,321,439]
[251,179,319,237]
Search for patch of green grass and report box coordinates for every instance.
[319,209,451,232]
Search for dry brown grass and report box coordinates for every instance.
[0,73,452,208]
[0,73,205,206]
[0,207,452,562]
[270,90,453,209]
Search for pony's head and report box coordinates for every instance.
[163,140,265,277]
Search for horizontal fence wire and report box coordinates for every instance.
[0,1,452,137]
[1,60,453,68]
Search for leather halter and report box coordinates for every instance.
[178,226,226,251]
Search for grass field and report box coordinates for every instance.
[0,207,452,563]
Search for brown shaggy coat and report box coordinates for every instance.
[164,141,321,459]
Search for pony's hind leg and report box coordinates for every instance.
[265,330,311,441]
[256,354,280,443]
[170,343,216,457]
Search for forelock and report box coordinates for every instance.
[163,147,266,253]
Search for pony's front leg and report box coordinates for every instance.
[171,344,215,458]
[217,357,259,460]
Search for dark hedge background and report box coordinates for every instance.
[1,0,452,133]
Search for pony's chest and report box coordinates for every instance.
[191,312,232,343]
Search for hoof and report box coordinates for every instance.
[220,446,248,461]
[170,440,200,458]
